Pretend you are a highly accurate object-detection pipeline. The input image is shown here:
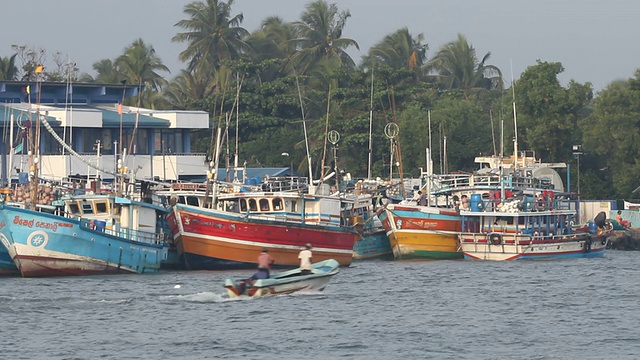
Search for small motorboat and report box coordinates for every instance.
[224,259,340,298]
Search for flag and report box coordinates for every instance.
[117,104,123,115]
[13,143,23,154]
[35,65,44,73]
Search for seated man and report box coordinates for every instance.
[616,210,631,229]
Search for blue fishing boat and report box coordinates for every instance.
[0,194,170,277]
[224,259,340,298]
[0,239,18,276]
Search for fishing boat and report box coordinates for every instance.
[343,182,392,260]
[0,188,18,275]
[224,259,339,298]
[377,203,463,260]
[164,179,359,270]
[0,220,18,275]
[378,147,572,261]
[0,192,171,277]
[458,196,611,261]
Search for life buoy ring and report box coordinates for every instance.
[488,233,502,245]
[584,235,592,253]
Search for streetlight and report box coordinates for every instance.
[281,152,292,188]
[572,145,583,199]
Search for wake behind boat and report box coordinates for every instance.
[224,259,339,298]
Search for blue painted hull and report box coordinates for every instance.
[0,205,168,277]
[353,229,392,260]
[0,250,18,275]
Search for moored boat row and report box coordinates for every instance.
[0,168,615,278]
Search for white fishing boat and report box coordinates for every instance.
[224,259,339,298]
[458,197,612,261]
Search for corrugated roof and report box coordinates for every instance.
[0,104,61,126]
[216,167,294,181]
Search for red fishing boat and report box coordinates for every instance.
[164,181,359,270]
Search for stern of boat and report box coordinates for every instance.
[224,279,246,298]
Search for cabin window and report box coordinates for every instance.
[95,202,108,214]
[68,203,80,214]
[81,201,93,214]
[287,200,297,212]
[240,199,248,212]
[273,198,283,211]
[259,199,270,211]
[178,196,186,204]
[186,196,199,206]
[224,201,239,212]
[248,199,258,212]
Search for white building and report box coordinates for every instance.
[0,81,210,184]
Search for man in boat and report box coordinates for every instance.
[616,210,631,229]
[250,248,275,280]
[298,244,313,275]
[417,191,427,206]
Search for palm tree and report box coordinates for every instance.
[429,34,503,95]
[91,59,124,83]
[116,38,169,91]
[0,54,19,80]
[172,0,250,75]
[291,0,359,74]
[366,28,427,71]
[247,16,298,79]
[164,69,216,108]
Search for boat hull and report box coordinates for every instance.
[352,228,392,260]
[225,259,339,298]
[378,205,462,260]
[0,205,168,277]
[460,234,607,261]
[0,248,18,276]
[169,205,357,270]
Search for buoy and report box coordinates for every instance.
[174,284,181,289]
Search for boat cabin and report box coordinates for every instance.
[64,195,168,245]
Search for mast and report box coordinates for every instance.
[8,113,14,186]
[294,74,314,192]
[511,61,519,169]
[367,67,374,180]
[29,65,44,210]
[319,84,331,186]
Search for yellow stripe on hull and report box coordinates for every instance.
[388,230,461,260]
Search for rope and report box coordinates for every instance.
[39,114,121,179]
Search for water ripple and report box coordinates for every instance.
[2,251,640,359]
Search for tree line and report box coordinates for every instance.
[1,0,639,200]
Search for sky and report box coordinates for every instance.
[2,0,639,92]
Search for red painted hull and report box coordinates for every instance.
[168,206,357,270]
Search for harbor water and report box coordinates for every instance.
[2,251,640,359]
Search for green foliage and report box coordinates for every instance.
[582,75,640,197]
[6,2,640,200]
[515,60,592,163]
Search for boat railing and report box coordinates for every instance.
[466,196,574,213]
[79,218,169,245]
[243,213,341,227]
[430,173,557,195]
[459,232,574,248]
